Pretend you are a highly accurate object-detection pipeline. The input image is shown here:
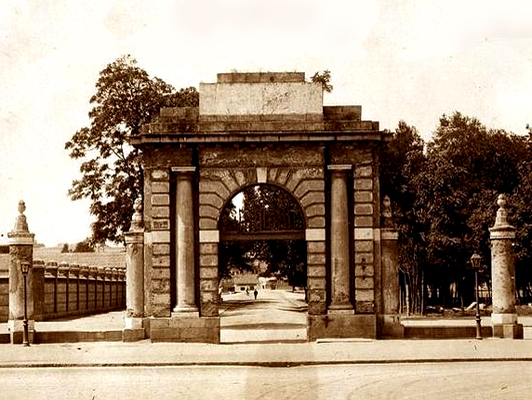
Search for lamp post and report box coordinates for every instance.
[20,261,30,347]
[471,253,482,340]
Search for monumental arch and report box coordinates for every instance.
[127,72,401,342]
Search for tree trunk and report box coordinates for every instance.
[405,282,411,316]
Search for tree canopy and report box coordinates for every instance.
[310,70,333,93]
[219,185,307,287]
[65,55,198,244]
[382,112,532,312]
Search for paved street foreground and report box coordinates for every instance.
[1,289,532,398]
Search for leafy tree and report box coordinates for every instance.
[384,113,532,312]
[310,70,333,93]
[61,243,69,253]
[65,55,198,243]
[73,238,95,253]
[218,185,307,289]
[381,121,427,313]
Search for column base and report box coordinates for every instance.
[124,317,144,330]
[308,314,376,341]
[172,306,199,318]
[123,317,145,342]
[379,314,404,338]
[8,319,35,345]
[492,324,523,339]
[328,303,354,314]
[149,316,220,343]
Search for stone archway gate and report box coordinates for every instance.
[124,72,403,343]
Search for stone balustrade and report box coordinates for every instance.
[0,260,125,322]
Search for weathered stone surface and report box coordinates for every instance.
[200,301,219,318]
[355,240,373,253]
[199,204,219,220]
[354,178,373,191]
[300,191,325,209]
[151,194,170,206]
[354,165,373,178]
[286,168,324,192]
[354,204,373,216]
[151,169,169,181]
[308,314,376,340]
[308,278,326,290]
[199,218,217,230]
[199,180,231,199]
[150,231,171,243]
[294,179,324,199]
[355,261,374,277]
[199,80,322,117]
[307,266,326,278]
[151,268,170,280]
[305,204,326,218]
[355,289,375,302]
[199,255,217,267]
[152,255,171,268]
[308,253,326,265]
[355,191,373,203]
[330,145,373,165]
[153,244,170,255]
[307,301,327,315]
[307,241,326,254]
[152,182,170,193]
[355,277,374,290]
[199,267,218,279]
[307,216,326,228]
[355,216,373,227]
[152,206,170,218]
[151,279,171,294]
[152,219,170,230]
[199,243,218,255]
[200,279,217,292]
[199,193,224,210]
[143,147,194,169]
[308,291,326,306]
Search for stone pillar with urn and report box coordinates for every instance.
[123,198,146,341]
[489,194,523,339]
[8,200,35,344]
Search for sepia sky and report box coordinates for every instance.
[1,0,532,246]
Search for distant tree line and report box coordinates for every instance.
[381,114,532,313]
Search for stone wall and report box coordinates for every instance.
[0,260,125,322]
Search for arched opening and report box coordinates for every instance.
[218,184,308,343]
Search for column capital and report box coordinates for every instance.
[327,164,352,171]
[171,166,196,174]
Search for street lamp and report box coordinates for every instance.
[20,261,30,347]
[470,253,482,340]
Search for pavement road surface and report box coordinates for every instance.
[2,361,532,400]
[220,289,307,343]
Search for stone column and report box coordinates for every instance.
[379,196,404,338]
[7,200,35,344]
[172,166,198,315]
[489,194,523,338]
[328,165,353,312]
[124,198,145,341]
